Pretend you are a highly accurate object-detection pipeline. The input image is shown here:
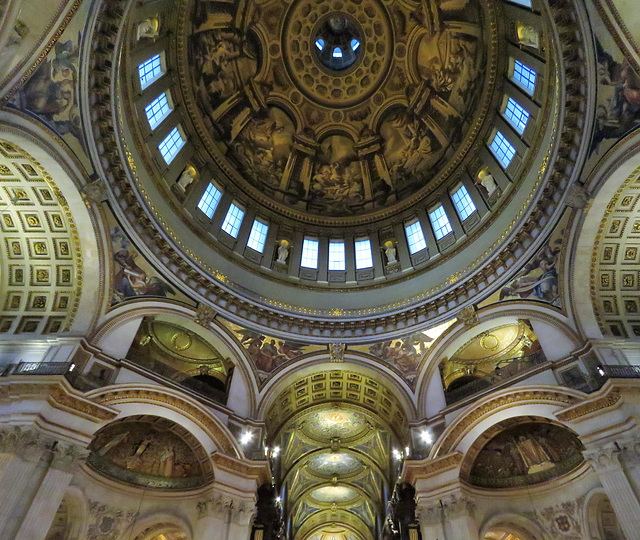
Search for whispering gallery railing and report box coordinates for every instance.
[444,351,548,405]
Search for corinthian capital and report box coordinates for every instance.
[0,425,52,462]
[50,442,89,473]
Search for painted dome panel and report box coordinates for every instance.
[311,485,359,503]
[307,452,364,476]
[303,409,369,440]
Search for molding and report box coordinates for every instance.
[402,452,463,485]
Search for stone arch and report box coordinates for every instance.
[90,300,259,417]
[44,486,89,540]
[86,383,243,458]
[256,354,417,426]
[582,488,627,540]
[415,303,583,418]
[569,127,640,339]
[480,513,546,540]
[0,110,106,337]
[430,385,584,459]
[122,512,193,540]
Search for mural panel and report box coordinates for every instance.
[87,419,207,489]
[469,422,584,489]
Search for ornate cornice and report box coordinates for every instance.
[556,386,622,422]
[93,387,240,457]
[211,453,271,486]
[402,452,463,485]
[433,388,580,457]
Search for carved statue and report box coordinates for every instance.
[177,165,197,193]
[517,25,540,49]
[476,169,499,197]
[137,18,159,41]
[382,241,397,265]
[276,240,290,264]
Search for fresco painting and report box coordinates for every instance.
[106,210,193,306]
[480,211,569,309]
[219,319,326,376]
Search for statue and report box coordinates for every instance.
[476,168,499,197]
[137,18,159,41]
[276,240,290,264]
[382,240,397,265]
[177,164,197,193]
[517,24,539,49]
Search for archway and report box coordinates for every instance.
[584,491,626,540]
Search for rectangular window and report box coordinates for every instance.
[354,238,373,269]
[138,54,164,90]
[158,126,186,165]
[197,183,222,218]
[489,131,517,169]
[511,59,537,95]
[405,221,427,254]
[503,97,530,135]
[221,203,245,238]
[247,219,269,253]
[429,205,453,240]
[145,92,172,130]
[509,0,532,6]
[451,185,477,221]
[328,241,346,271]
[301,238,319,269]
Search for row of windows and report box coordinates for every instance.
[194,182,477,269]
[487,59,537,169]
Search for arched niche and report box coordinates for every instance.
[415,304,582,418]
[459,417,585,490]
[481,514,546,540]
[90,301,258,417]
[583,489,627,540]
[122,513,193,540]
[86,383,244,458]
[0,111,106,337]
[86,415,214,489]
[44,486,88,540]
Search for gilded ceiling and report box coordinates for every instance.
[592,168,640,338]
[184,0,493,220]
[0,139,81,334]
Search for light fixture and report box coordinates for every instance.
[272,445,281,457]
[240,431,253,445]
[392,448,403,461]
[420,429,433,445]
[275,496,281,504]
[405,446,410,456]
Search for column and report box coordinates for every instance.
[417,501,446,540]
[445,495,478,540]
[14,442,87,540]
[194,497,229,540]
[227,498,256,540]
[0,426,51,536]
[585,444,640,540]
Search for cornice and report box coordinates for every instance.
[402,451,464,485]
[211,452,271,486]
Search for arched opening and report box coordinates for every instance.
[132,523,190,540]
[585,491,626,540]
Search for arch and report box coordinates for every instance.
[569,127,640,339]
[86,383,244,458]
[89,300,259,417]
[121,512,193,540]
[0,109,107,336]
[582,488,626,540]
[415,303,583,417]
[430,385,584,459]
[44,486,89,540]
[256,352,417,424]
[480,513,546,540]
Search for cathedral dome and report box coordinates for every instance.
[88,0,582,340]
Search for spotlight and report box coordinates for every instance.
[272,446,281,457]
[240,431,253,445]
[392,448,403,461]
[275,496,281,504]
[420,429,433,445]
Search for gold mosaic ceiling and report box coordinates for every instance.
[183,0,495,221]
